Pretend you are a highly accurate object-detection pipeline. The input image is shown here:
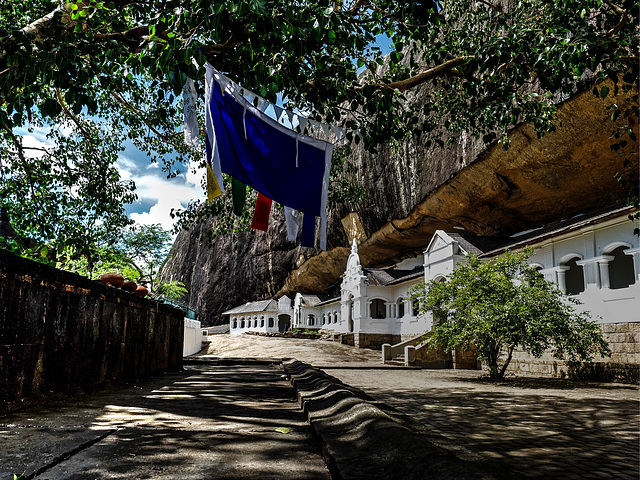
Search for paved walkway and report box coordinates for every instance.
[326,367,639,480]
[205,335,640,479]
[0,363,329,480]
[2,334,638,479]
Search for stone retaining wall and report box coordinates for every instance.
[0,250,184,405]
[500,322,639,383]
[354,333,401,349]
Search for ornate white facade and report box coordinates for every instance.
[228,206,639,346]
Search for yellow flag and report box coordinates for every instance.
[206,163,222,201]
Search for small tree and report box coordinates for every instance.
[410,250,611,380]
[155,280,188,302]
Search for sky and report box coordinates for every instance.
[17,124,206,233]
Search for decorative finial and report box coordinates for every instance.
[351,238,358,254]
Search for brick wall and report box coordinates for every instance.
[0,250,184,405]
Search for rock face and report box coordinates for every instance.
[159,78,637,325]
[159,208,302,325]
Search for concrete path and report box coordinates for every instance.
[203,335,640,480]
[326,367,639,480]
[0,363,329,480]
[2,334,638,479]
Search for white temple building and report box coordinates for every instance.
[226,205,639,375]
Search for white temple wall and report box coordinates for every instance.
[229,312,279,335]
[526,216,639,325]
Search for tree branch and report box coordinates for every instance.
[371,57,473,92]
[477,0,504,13]
[602,0,626,16]
[109,91,184,149]
[56,89,91,137]
[2,125,42,217]
[606,10,627,37]
[347,0,368,15]
[93,25,150,43]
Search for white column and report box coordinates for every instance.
[556,266,570,292]
[597,255,615,289]
[577,258,601,289]
[624,247,640,282]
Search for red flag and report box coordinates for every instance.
[250,193,272,232]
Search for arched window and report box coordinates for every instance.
[240,317,245,328]
[260,317,265,327]
[268,317,274,328]
[370,299,386,319]
[308,314,315,326]
[396,298,405,318]
[333,311,338,323]
[232,319,238,329]
[322,314,326,325]
[563,257,585,295]
[608,246,635,290]
[412,300,419,317]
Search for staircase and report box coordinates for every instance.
[385,353,407,366]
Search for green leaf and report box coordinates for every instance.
[274,427,291,434]
[600,86,609,99]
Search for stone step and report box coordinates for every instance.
[385,360,406,366]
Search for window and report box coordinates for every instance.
[308,314,315,326]
[396,298,405,318]
[260,318,265,327]
[333,311,338,323]
[608,246,635,290]
[563,258,585,295]
[412,300,419,317]
[240,318,245,328]
[232,319,237,329]
[370,299,386,319]
[268,317,274,328]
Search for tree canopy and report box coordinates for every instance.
[410,250,611,380]
[0,0,637,254]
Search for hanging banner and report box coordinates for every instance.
[204,64,333,250]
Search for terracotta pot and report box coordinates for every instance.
[100,272,125,288]
[121,280,137,292]
[134,285,149,297]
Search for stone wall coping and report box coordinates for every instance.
[0,249,184,317]
[283,359,492,480]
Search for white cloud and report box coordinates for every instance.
[130,195,186,232]
[119,155,205,231]
[20,134,50,158]
[185,159,206,189]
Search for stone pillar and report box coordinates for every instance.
[386,302,392,319]
[556,266,570,292]
[624,247,640,282]
[597,256,615,289]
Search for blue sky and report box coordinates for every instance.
[17,124,205,232]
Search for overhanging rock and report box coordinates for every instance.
[277,79,638,296]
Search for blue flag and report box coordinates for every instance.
[205,65,333,249]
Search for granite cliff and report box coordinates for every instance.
[159,77,637,325]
